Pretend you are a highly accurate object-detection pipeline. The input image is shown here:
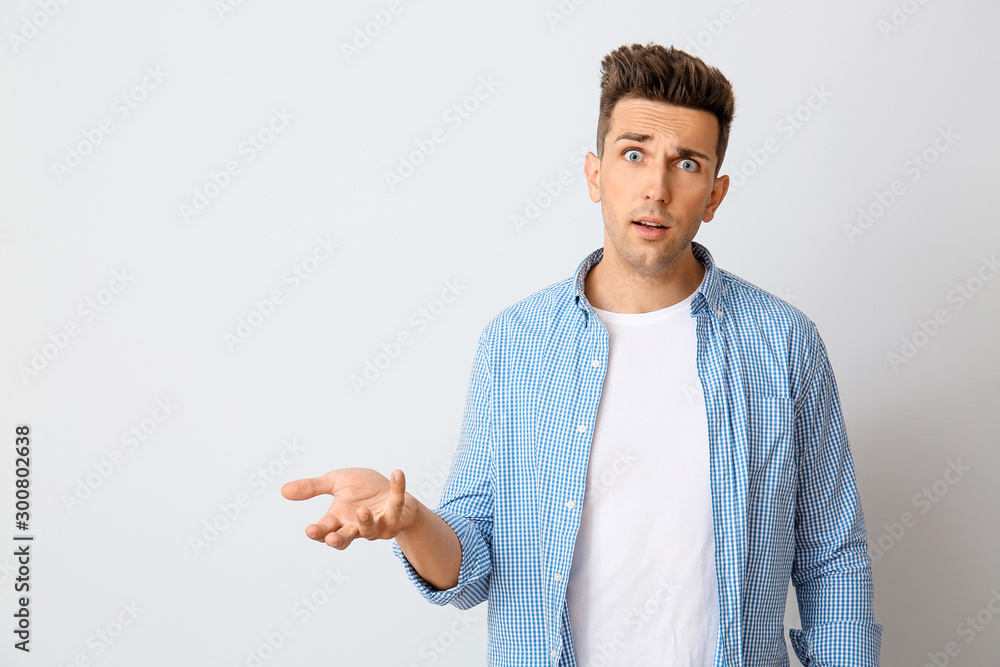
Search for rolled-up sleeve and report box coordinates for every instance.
[789,327,882,666]
[393,333,495,610]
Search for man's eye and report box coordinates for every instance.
[624,149,642,162]
[679,159,698,171]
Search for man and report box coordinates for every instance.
[282,43,882,666]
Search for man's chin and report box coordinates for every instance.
[622,248,685,277]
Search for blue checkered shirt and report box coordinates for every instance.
[394,242,882,666]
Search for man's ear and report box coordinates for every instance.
[702,173,730,222]
[584,151,601,203]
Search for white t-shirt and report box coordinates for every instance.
[566,291,719,666]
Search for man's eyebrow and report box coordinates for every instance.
[676,147,713,163]
[613,132,652,145]
[612,133,713,163]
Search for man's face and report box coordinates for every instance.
[584,97,729,280]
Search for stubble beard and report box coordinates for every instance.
[602,205,692,283]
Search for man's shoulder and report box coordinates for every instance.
[479,276,579,343]
[711,265,836,395]
[715,266,819,339]
[472,249,826,350]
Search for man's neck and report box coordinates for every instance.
[584,247,705,314]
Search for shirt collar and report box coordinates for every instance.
[573,241,724,316]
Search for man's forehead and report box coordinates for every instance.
[609,98,719,145]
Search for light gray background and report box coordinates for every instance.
[2,1,998,665]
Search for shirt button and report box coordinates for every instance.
[591,359,600,368]
[551,649,558,660]
[565,500,575,510]
[715,309,724,317]
[576,424,587,433]
[554,572,563,582]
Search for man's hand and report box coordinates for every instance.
[281,468,418,550]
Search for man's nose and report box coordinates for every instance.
[644,160,671,203]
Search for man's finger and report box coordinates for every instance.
[305,515,341,542]
[382,469,407,527]
[281,470,342,501]
[356,507,377,540]
[327,525,359,550]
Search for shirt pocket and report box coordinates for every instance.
[745,395,796,505]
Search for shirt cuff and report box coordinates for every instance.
[789,620,883,666]
[392,506,491,607]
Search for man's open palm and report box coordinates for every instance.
[281,468,416,550]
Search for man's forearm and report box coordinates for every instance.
[395,501,462,590]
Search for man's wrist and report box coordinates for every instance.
[398,493,430,538]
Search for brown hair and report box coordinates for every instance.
[596,43,736,175]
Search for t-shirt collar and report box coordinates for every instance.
[573,241,723,316]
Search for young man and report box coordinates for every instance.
[283,43,882,666]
